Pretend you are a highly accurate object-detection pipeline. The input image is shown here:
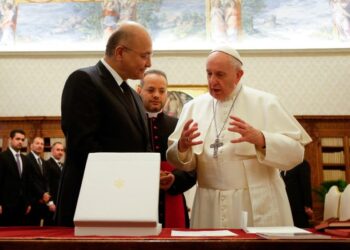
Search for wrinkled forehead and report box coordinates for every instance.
[33,137,44,143]
[209,48,243,65]
[207,51,233,67]
[53,144,64,150]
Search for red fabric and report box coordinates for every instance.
[0,227,260,239]
[161,161,186,228]
[0,227,335,240]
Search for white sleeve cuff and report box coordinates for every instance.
[46,201,54,206]
[178,148,193,164]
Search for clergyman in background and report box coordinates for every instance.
[138,69,196,228]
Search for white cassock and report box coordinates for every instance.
[166,83,312,228]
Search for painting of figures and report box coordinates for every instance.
[0,0,349,50]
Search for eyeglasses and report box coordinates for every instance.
[122,45,152,60]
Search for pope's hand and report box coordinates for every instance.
[228,115,265,148]
[178,119,203,152]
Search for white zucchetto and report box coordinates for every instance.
[210,45,243,65]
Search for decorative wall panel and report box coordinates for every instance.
[0,50,349,116]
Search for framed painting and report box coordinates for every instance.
[164,84,208,118]
[1,0,349,51]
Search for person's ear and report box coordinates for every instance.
[114,45,124,60]
[136,84,142,94]
[237,69,244,80]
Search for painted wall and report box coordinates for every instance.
[0,49,349,116]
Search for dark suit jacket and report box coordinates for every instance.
[281,160,312,228]
[27,152,50,200]
[26,152,54,225]
[57,61,150,226]
[45,157,62,204]
[0,148,32,225]
[148,112,196,227]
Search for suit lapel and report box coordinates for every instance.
[95,61,147,134]
[29,153,41,177]
[6,149,21,178]
[96,62,131,110]
[130,87,149,135]
[20,154,27,172]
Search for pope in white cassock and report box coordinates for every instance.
[166,46,312,228]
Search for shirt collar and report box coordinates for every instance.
[147,110,163,118]
[51,157,61,165]
[100,58,124,87]
[31,151,40,160]
[9,146,20,157]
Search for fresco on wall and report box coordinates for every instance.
[241,0,350,47]
[15,1,104,48]
[0,0,349,50]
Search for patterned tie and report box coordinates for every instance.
[15,153,22,176]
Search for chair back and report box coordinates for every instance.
[323,185,341,220]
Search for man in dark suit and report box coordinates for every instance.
[138,69,196,228]
[57,21,153,226]
[46,142,64,206]
[27,137,56,226]
[0,129,32,226]
[281,160,314,227]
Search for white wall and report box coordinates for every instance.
[0,49,349,116]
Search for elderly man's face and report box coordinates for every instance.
[119,29,152,80]
[31,137,44,155]
[206,52,243,101]
[51,143,65,161]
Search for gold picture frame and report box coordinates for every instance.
[164,84,208,118]
[167,84,208,98]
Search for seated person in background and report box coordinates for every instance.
[166,45,312,228]
[281,160,313,228]
[138,69,196,228]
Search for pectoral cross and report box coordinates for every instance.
[210,138,223,158]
